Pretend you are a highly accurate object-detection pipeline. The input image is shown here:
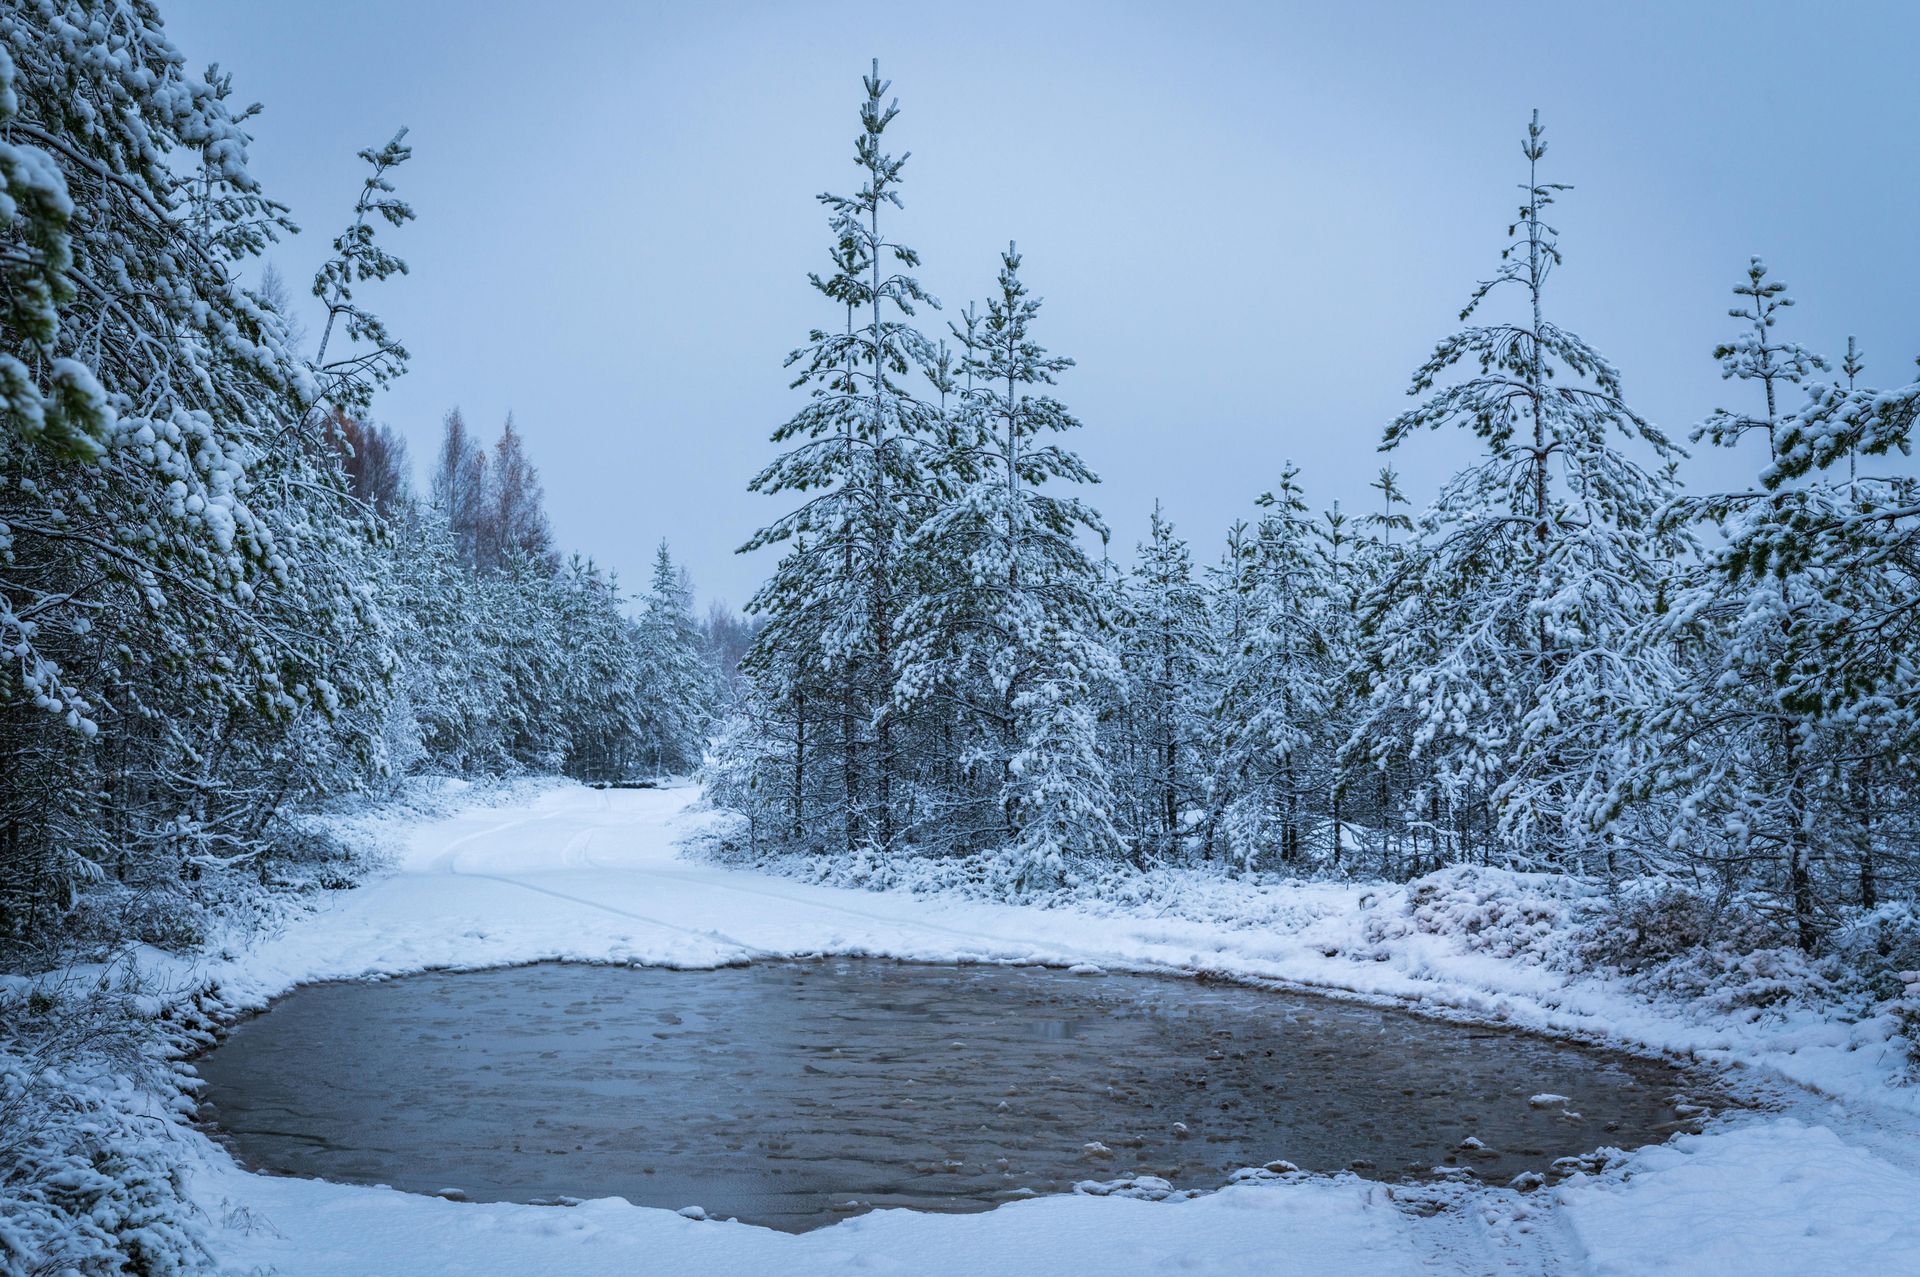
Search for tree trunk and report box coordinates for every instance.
[792,687,806,843]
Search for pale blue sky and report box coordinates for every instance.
[167,0,1920,608]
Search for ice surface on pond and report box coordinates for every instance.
[195,960,1713,1231]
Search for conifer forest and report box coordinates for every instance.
[3,4,1918,1275]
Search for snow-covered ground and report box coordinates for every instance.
[180,783,1920,1276]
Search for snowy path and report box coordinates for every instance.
[189,783,1920,1276]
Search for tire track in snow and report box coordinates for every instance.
[434,795,1100,968]
[432,808,778,959]
[576,855,1243,978]
[440,868,779,960]
[425,806,569,873]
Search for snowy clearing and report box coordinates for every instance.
[165,782,1920,1276]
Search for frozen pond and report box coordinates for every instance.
[196,960,1712,1230]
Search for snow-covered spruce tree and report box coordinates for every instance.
[1193,518,1255,860]
[1114,503,1213,859]
[485,546,572,772]
[1212,464,1337,869]
[1312,498,1365,867]
[634,541,713,775]
[545,555,639,782]
[742,61,940,855]
[388,503,508,773]
[1337,467,1419,874]
[893,243,1122,886]
[1348,112,1679,873]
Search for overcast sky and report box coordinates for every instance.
[166,0,1920,609]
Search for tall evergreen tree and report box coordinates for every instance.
[895,244,1120,882]
[743,60,940,853]
[635,542,713,774]
[1626,265,1920,948]
[1350,111,1678,871]
[309,130,413,419]
[1336,467,1417,874]
[1116,504,1213,859]
[0,0,415,937]
[1213,464,1335,868]
[1696,258,1826,460]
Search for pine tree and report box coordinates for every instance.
[1626,271,1920,948]
[635,541,714,774]
[0,2,413,936]
[1782,341,1920,911]
[309,130,413,419]
[743,60,940,853]
[737,539,841,848]
[895,243,1121,881]
[1618,260,1860,948]
[1313,499,1364,866]
[1116,504,1213,859]
[1213,465,1335,869]
[1335,467,1417,874]
[1695,258,1826,460]
[1351,111,1678,872]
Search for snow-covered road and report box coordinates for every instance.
[188,783,1920,1276]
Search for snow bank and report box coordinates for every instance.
[1556,1119,1920,1275]
[191,1158,1423,1277]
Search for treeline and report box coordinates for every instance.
[712,75,1920,950]
[347,408,719,785]
[0,2,719,958]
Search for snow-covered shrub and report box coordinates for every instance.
[1892,972,1920,1078]
[1396,865,1584,965]
[49,812,392,962]
[1573,879,1860,1012]
[1578,879,1785,976]
[62,885,216,956]
[1827,904,1920,999]
[1690,946,1842,1013]
[1575,882,1920,1026]
[0,975,213,1276]
[1827,907,1920,1072]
